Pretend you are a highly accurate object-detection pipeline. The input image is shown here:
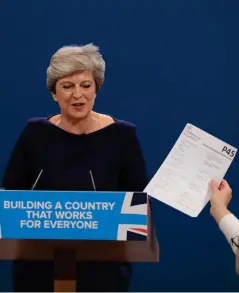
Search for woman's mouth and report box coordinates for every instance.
[71,102,85,110]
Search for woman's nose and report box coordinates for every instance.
[73,86,82,98]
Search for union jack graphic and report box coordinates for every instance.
[117,192,148,240]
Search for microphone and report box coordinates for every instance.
[32,169,43,190]
[89,170,96,191]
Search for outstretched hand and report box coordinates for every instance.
[209,179,232,223]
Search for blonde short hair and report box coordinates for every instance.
[47,43,105,93]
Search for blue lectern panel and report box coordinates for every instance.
[0,190,147,241]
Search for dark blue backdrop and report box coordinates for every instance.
[0,0,239,291]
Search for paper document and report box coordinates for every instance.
[144,123,237,217]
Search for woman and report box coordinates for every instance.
[210,179,239,272]
[2,43,148,291]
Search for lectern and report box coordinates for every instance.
[0,190,159,291]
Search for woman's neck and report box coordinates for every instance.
[58,111,99,135]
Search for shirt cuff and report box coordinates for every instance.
[219,213,239,251]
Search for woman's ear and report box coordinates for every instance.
[51,92,58,103]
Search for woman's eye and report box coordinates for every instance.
[82,84,90,88]
[63,85,72,89]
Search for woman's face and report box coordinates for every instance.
[52,71,96,121]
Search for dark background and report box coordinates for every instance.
[0,0,239,291]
